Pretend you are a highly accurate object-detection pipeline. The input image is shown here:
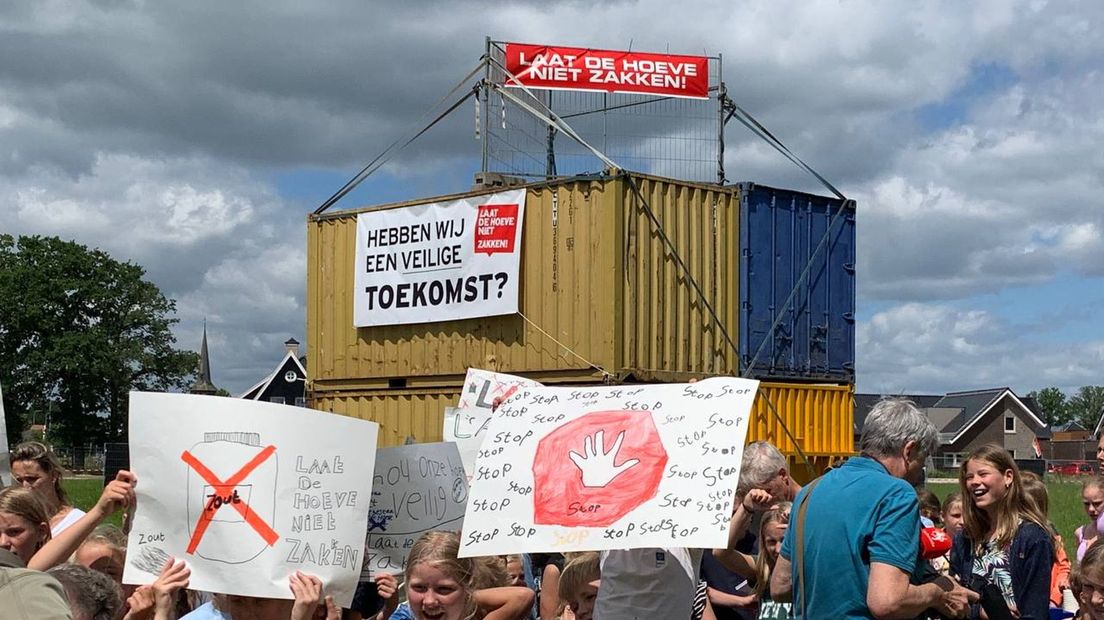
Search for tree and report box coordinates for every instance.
[1026,386,1071,426]
[0,235,197,445]
[1069,386,1104,432]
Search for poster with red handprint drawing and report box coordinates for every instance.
[457,377,758,557]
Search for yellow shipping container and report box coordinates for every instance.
[307,172,740,391]
[310,381,853,481]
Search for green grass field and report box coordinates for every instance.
[931,477,1086,559]
[61,477,1093,559]
[62,477,123,528]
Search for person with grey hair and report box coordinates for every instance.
[47,563,122,620]
[769,399,976,619]
[715,441,802,563]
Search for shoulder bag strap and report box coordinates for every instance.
[795,476,824,619]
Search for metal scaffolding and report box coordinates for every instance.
[481,40,726,184]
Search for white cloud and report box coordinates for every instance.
[858,302,1104,394]
[0,152,304,393]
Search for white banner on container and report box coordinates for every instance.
[446,369,542,478]
[364,443,468,576]
[122,393,379,607]
[0,382,10,486]
[353,189,526,327]
[458,378,758,557]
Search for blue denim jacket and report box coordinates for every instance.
[949,521,1054,620]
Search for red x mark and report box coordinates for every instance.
[181,445,280,554]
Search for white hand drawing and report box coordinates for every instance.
[569,430,640,488]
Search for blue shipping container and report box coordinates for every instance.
[738,183,856,383]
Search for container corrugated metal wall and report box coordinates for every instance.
[738,183,856,382]
[307,173,742,390]
[308,381,853,469]
[310,387,462,448]
[620,176,740,379]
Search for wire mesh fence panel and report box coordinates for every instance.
[484,42,723,184]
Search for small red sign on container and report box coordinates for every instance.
[474,203,520,256]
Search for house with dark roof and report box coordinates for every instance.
[1050,420,1097,462]
[855,388,1049,468]
[239,338,307,407]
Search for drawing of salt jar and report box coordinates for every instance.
[186,432,278,564]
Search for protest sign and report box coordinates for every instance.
[364,442,468,575]
[122,392,378,607]
[504,43,710,99]
[454,368,542,414]
[446,369,542,477]
[353,189,526,327]
[458,378,758,556]
[0,383,9,486]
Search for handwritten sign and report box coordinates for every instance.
[0,382,9,486]
[122,392,379,607]
[447,369,542,477]
[364,443,468,576]
[454,368,541,415]
[457,378,758,556]
[353,189,526,327]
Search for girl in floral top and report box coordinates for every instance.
[949,444,1053,620]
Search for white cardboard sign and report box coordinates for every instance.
[364,443,468,576]
[122,392,379,607]
[354,189,526,327]
[458,378,758,556]
[446,369,542,478]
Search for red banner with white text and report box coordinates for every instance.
[503,43,710,100]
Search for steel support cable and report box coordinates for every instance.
[489,83,617,171]
[719,98,853,471]
[484,57,618,170]
[313,58,490,215]
[489,59,817,471]
[723,99,856,382]
[623,173,816,473]
[724,99,845,201]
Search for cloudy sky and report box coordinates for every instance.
[3,1,1102,398]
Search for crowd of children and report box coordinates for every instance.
[9,424,1104,619]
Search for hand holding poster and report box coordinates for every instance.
[364,443,468,576]
[504,43,710,99]
[354,189,526,327]
[458,378,758,556]
[123,393,379,607]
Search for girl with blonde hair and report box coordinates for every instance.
[715,502,793,619]
[949,444,1052,619]
[392,531,534,620]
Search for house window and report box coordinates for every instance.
[1004,416,1016,433]
[942,452,965,468]
[270,396,286,405]
[1009,449,1016,459]
[295,397,306,408]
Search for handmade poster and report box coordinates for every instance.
[353,189,526,327]
[458,378,758,556]
[363,443,468,576]
[122,392,379,607]
[454,368,541,413]
[447,369,542,477]
[0,382,9,486]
